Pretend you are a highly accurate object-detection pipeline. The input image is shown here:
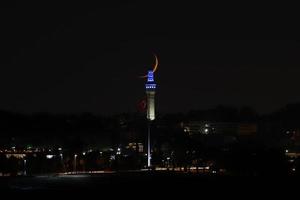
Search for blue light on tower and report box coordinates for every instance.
[146,71,156,90]
[147,71,154,82]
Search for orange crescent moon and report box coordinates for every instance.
[152,54,159,73]
[140,54,159,78]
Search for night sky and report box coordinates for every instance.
[1,2,300,114]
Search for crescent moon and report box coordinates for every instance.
[152,54,159,73]
[140,54,159,78]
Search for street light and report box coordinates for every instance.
[60,154,65,173]
[74,154,77,173]
[23,159,27,176]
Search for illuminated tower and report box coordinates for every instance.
[140,54,158,168]
[146,71,156,121]
[145,70,156,168]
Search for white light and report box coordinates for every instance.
[46,155,54,159]
[74,154,77,157]
[58,148,62,151]
[117,148,121,151]
[82,152,86,156]
[285,149,289,153]
[60,154,63,157]
[292,168,296,172]
[167,157,170,160]
[204,128,209,134]
[212,170,217,174]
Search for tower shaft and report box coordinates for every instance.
[146,91,155,121]
[145,70,156,168]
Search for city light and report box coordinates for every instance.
[110,155,115,160]
[46,155,54,159]
[204,128,209,134]
[116,148,121,155]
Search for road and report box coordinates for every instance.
[0,171,298,197]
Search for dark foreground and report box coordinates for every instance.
[0,172,298,197]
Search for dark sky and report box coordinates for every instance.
[0,2,300,114]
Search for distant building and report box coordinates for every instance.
[126,143,144,153]
[182,121,257,137]
[238,123,258,136]
[181,121,257,147]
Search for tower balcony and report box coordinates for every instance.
[146,83,156,90]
